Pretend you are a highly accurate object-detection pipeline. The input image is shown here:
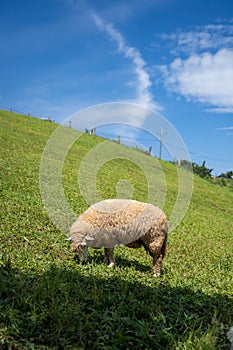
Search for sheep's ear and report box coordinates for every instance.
[85,236,95,244]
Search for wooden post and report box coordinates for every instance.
[69,120,72,128]
[147,146,152,155]
[117,136,120,144]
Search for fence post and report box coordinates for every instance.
[117,136,120,144]
[147,146,152,155]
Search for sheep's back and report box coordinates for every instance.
[79,199,147,228]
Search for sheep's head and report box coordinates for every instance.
[73,240,88,264]
[73,236,95,263]
[70,220,94,263]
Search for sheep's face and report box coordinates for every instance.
[73,242,88,264]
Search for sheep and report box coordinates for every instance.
[69,199,168,277]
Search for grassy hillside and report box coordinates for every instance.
[0,110,233,349]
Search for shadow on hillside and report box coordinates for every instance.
[0,260,232,350]
[87,248,152,273]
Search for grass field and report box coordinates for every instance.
[0,110,233,349]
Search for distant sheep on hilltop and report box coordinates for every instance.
[69,199,168,277]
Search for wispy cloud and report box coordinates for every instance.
[92,14,162,111]
[216,125,233,136]
[216,126,233,130]
[159,21,233,56]
[205,107,233,113]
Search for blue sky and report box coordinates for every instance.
[1,0,233,174]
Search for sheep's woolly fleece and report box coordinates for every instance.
[70,199,165,248]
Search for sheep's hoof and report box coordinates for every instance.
[108,262,115,268]
[153,271,161,278]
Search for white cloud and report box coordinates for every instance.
[216,126,233,130]
[160,22,233,56]
[205,107,233,113]
[92,14,162,111]
[162,49,233,109]
[157,20,233,112]
[66,102,153,131]
[216,125,233,135]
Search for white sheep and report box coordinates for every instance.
[69,199,168,277]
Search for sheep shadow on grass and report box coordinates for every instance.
[85,247,152,273]
[0,260,232,350]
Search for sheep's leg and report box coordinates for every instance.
[104,248,115,268]
[152,254,163,278]
[103,248,109,264]
[150,236,167,278]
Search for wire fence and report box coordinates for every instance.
[1,106,232,172]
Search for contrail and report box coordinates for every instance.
[92,14,162,110]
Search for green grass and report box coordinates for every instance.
[1,110,233,349]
